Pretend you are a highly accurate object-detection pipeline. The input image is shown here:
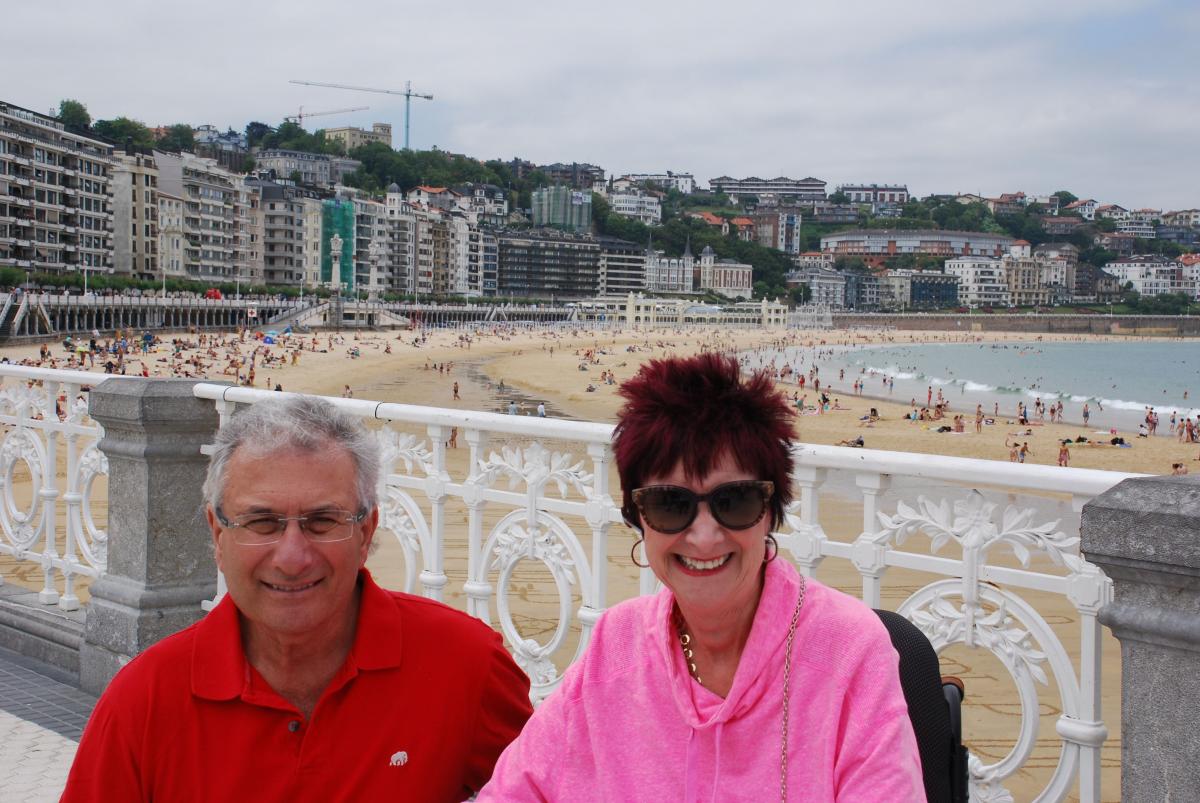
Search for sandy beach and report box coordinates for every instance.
[3,322,1169,801]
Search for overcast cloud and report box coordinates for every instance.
[6,0,1198,208]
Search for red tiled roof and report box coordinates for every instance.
[731,217,753,226]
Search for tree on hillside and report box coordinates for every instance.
[1053,190,1078,206]
[156,123,195,152]
[92,117,155,149]
[57,99,91,133]
[244,121,272,148]
[828,190,850,204]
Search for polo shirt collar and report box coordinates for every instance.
[191,569,404,701]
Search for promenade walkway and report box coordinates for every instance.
[0,648,93,802]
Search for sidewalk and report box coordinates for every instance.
[0,647,95,803]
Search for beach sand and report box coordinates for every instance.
[2,323,1169,800]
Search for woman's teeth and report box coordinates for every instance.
[678,554,730,571]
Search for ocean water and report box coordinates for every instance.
[753,340,1200,434]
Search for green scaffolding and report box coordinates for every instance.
[321,200,356,290]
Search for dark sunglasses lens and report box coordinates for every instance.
[709,484,767,529]
[641,487,696,533]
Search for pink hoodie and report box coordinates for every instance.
[478,559,924,802]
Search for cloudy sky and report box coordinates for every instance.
[7,0,1199,208]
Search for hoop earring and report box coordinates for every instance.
[631,537,648,569]
[764,534,778,563]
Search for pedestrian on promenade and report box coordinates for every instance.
[478,353,922,801]
[61,396,532,801]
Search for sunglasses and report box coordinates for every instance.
[631,480,774,534]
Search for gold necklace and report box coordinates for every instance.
[673,609,702,686]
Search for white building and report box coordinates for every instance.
[0,101,115,279]
[607,191,662,225]
[945,257,1010,307]
[1162,209,1200,228]
[154,150,238,283]
[836,184,909,205]
[1116,219,1156,239]
[1104,256,1195,298]
[621,172,695,194]
[157,191,186,283]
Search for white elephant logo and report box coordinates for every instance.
[389,751,409,767]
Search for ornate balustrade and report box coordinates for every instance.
[191,382,1137,802]
[0,366,110,610]
[0,367,1142,800]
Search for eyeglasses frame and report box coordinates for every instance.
[214,506,369,545]
[630,480,775,535]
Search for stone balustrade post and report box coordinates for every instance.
[79,379,220,695]
[1081,474,1200,799]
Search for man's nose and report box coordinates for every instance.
[270,519,316,570]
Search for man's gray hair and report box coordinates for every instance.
[202,395,380,514]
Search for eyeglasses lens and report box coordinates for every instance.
[645,487,695,533]
[709,485,764,529]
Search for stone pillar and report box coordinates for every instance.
[80,379,220,695]
[1081,474,1200,799]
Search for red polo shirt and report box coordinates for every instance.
[62,570,533,802]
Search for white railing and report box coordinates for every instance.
[0,365,110,610]
[193,382,1136,802]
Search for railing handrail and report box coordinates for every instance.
[794,442,1144,497]
[192,384,616,443]
[0,364,116,386]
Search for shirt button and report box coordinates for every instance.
[287,720,301,733]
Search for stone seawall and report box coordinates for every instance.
[832,313,1200,336]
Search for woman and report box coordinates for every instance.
[479,353,922,801]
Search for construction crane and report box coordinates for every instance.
[289,79,433,150]
[284,105,370,126]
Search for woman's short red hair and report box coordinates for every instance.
[613,352,795,532]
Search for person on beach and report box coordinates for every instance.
[62,397,532,802]
[1083,403,1090,426]
[1057,440,1071,467]
[478,353,922,801]
[1019,442,1032,463]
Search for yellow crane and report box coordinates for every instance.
[284,105,370,126]
[289,79,433,150]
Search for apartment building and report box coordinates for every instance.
[256,149,332,187]
[1163,209,1200,228]
[708,175,826,202]
[384,186,417,295]
[821,229,1014,258]
[607,191,662,225]
[792,251,834,271]
[110,149,159,280]
[596,235,645,296]
[154,151,238,283]
[0,101,114,278]
[791,265,846,308]
[249,180,311,286]
[496,228,602,299]
[750,208,802,255]
[836,184,909,205]
[539,162,605,190]
[234,178,262,287]
[1116,219,1156,239]
[621,172,695,194]
[158,191,186,283]
[944,257,1009,306]
[455,182,510,226]
[879,270,959,310]
[324,123,392,151]
[1104,255,1195,299]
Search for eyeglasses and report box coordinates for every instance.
[631,480,774,535]
[216,508,367,546]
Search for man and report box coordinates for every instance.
[62,396,533,801]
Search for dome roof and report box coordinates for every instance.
[387,182,401,193]
[701,245,716,256]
